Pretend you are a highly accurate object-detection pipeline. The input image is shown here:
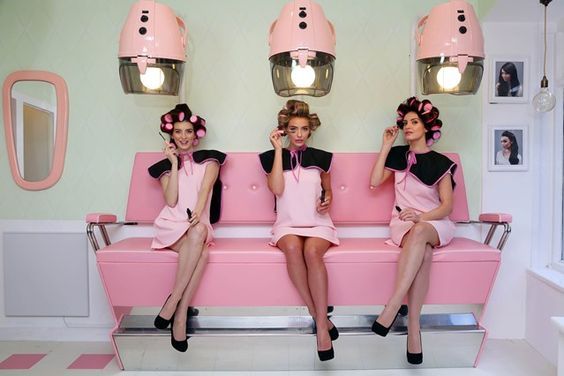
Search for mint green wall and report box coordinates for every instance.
[0,0,485,219]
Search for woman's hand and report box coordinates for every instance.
[382,126,399,148]
[163,141,178,165]
[316,192,331,214]
[269,128,284,150]
[188,210,200,226]
[398,207,420,223]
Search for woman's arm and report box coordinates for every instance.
[267,129,285,196]
[317,171,332,214]
[190,162,220,225]
[399,174,453,223]
[161,142,180,207]
[369,126,397,187]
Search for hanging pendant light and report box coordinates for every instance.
[416,0,484,95]
[532,0,556,112]
[268,0,336,97]
[118,0,187,95]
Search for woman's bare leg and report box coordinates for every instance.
[376,223,438,328]
[277,235,317,317]
[406,244,433,353]
[158,224,208,341]
[303,237,332,351]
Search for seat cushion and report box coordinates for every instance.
[96,237,500,263]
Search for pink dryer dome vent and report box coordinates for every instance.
[268,0,336,97]
[118,0,187,95]
[416,0,485,95]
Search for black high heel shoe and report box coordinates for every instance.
[317,345,334,361]
[154,294,174,329]
[170,320,188,352]
[398,304,408,316]
[328,319,339,341]
[371,306,401,337]
[406,331,423,365]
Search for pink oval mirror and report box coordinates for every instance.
[3,71,68,190]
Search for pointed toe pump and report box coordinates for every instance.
[406,331,423,365]
[171,333,188,352]
[317,345,334,361]
[154,294,174,329]
[371,307,401,337]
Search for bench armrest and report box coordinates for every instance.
[86,213,117,224]
[85,213,136,252]
[467,212,512,251]
[478,212,512,224]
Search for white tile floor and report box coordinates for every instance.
[0,338,556,376]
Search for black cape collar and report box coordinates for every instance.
[259,147,332,173]
[384,145,457,187]
[148,149,226,179]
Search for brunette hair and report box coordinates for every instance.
[159,103,207,144]
[501,130,520,165]
[396,96,443,146]
[497,62,521,97]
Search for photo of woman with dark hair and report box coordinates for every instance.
[495,130,522,165]
[495,62,523,97]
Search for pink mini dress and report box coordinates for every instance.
[150,150,226,250]
[259,147,339,246]
[385,145,456,247]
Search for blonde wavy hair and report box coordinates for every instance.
[277,100,321,135]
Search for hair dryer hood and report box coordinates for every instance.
[416,0,485,95]
[118,0,187,95]
[269,0,336,97]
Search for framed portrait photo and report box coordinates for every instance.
[488,125,528,171]
[489,57,529,104]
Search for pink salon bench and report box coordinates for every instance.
[86,152,511,370]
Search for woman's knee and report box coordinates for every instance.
[284,247,304,264]
[304,246,326,265]
[187,223,208,243]
[408,223,436,242]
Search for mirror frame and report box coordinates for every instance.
[3,70,69,190]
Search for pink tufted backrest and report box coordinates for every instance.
[125,152,469,224]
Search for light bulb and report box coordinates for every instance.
[140,67,165,90]
[533,87,556,112]
[436,66,461,90]
[290,62,315,87]
[533,76,556,112]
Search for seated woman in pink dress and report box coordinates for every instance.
[259,100,339,362]
[148,103,226,352]
[369,97,456,365]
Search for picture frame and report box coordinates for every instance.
[488,57,529,104]
[488,125,528,171]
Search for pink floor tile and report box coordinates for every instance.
[67,354,115,369]
[0,354,47,369]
